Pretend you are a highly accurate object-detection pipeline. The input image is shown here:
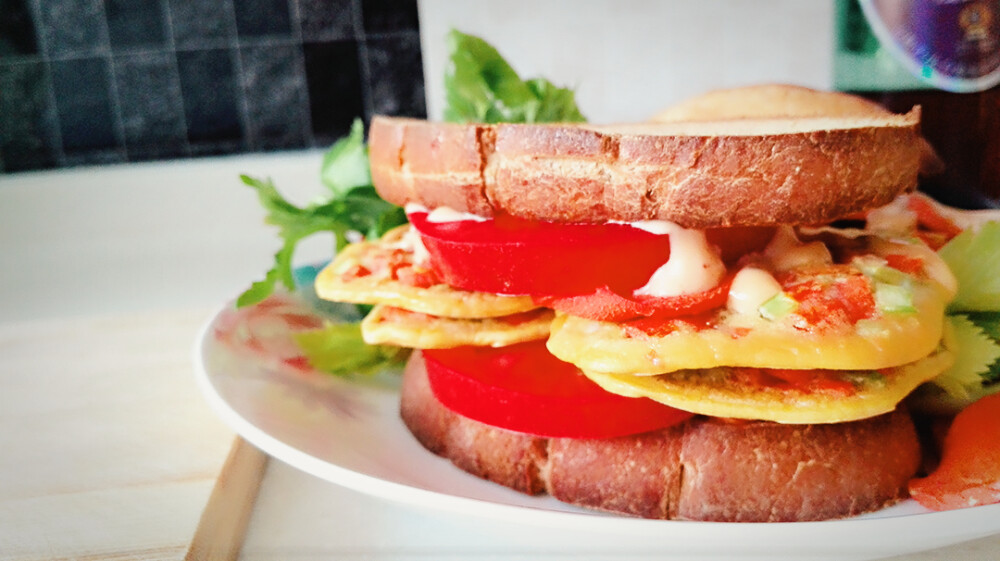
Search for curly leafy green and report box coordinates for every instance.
[443,29,586,124]
[933,314,1000,402]
[961,312,1000,386]
[236,119,407,308]
[919,223,1000,410]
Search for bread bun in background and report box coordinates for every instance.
[649,83,943,175]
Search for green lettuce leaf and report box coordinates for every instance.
[293,323,409,377]
[938,221,1000,312]
[443,29,586,124]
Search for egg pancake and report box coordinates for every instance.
[361,305,554,348]
[582,346,953,424]
[547,263,951,375]
[316,226,538,318]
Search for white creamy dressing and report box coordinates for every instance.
[722,227,844,317]
[864,195,919,237]
[403,202,428,216]
[727,266,783,315]
[426,206,489,223]
[632,222,726,298]
[723,228,846,317]
[764,226,834,271]
[618,220,675,235]
[405,202,489,223]
[872,236,958,298]
[386,222,431,265]
[401,203,483,267]
[864,196,957,296]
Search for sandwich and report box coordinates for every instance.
[309,104,965,521]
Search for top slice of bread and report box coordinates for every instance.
[369,109,923,228]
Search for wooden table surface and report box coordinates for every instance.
[0,154,317,561]
[0,309,234,560]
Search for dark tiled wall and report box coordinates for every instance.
[0,0,426,173]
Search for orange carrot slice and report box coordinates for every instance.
[909,392,1000,510]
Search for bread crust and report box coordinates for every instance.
[400,351,922,521]
[370,112,923,228]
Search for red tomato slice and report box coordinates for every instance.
[409,211,672,296]
[423,341,693,438]
[409,210,774,297]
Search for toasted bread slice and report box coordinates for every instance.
[400,351,921,521]
[369,111,923,229]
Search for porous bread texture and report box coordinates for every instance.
[369,111,924,229]
[400,352,921,522]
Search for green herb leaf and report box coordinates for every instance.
[928,314,1000,404]
[236,119,407,307]
[524,77,587,123]
[293,322,410,377]
[443,29,586,124]
[938,221,1000,312]
[961,311,1000,385]
[237,175,343,307]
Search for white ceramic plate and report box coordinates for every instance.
[194,290,1000,561]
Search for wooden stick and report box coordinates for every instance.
[185,437,269,561]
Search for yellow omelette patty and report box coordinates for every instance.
[582,346,953,424]
[547,273,950,375]
[361,305,554,348]
[315,226,538,319]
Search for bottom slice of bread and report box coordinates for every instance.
[400,352,921,522]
